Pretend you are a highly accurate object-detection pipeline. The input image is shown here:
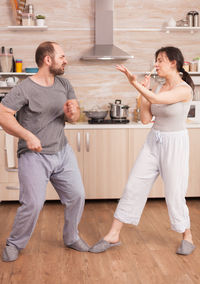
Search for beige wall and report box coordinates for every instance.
[0,0,200,113]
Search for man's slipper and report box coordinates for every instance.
[176,240,195,255]
[89,239,121,253]
[66,238,90,252]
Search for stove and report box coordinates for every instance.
[88,118,130,124]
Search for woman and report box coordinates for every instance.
[89,46,195,255]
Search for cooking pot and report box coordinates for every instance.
[83,110,108,120]
[109,99,129,119]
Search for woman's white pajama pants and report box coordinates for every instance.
[114,128,190,233]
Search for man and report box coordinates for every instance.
[0,41,89,262]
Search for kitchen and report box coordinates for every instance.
[1,0,200,283]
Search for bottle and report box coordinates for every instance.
[0,46,5,72]
[15,59,23,73]
[1,46,5,54]
[28,4,34,14]
[9,48,16,72]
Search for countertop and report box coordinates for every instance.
[1,121,200,131]
[64,121,200,129]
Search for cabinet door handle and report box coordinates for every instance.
[86,132,90,152]
[6,186,20,190]
[6,168,18,172]
[77,132,81,152]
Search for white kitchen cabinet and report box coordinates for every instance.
[128,128,200,198]
[0,130,59,201]
[64,129,129,199]
[47,129,129,199]
[187,129,200,196]
[1,127,200,201]
[0,130,20,201]
[129,128,164,198]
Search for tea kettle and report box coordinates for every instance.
[109,99,129,119]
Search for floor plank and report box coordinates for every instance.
[0,198,200,284]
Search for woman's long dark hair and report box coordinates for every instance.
[155,46,194,90]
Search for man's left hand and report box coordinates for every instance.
[64,99,80,122]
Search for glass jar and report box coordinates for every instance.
[15,59,23,73]
[22,13,34,26]
[189,61,198,72]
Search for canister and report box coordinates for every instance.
[15,59,23,73]
[189,61,198,72]
[193,57,200,72]
[194,11,199,27]
[187,11,194,26]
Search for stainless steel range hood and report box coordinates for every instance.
[81,0,134,61]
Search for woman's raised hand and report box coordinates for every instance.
[140,75,151,89]
[116,64,137,85]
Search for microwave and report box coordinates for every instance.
[187,101,200,123]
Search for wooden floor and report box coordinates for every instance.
[0,199,200,284]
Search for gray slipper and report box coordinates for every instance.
[2,245,19,262]
[66,238,89,252]
[176,240,195,255]
[89,239,121,253]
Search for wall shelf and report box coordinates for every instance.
[0,72,36,76]
[7,25,48,31]
[165,26,200,34]
[0,26,199,32]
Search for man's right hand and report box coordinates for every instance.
[26,133,42,152]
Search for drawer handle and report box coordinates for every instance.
[6,168,18,172]
[6,186,19,190]
[86,132,90,152]
[77,132,81,152]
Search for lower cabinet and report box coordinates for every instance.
[47,129,129,199]
[0,131,20,201]
[65,129,129,199]
[188,129,200,197]
[1,127,200,201]
[129,129,164,198]
[129,128,200,198]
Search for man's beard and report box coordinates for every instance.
[49,63,65,76]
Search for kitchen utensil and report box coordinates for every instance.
[83,110,108,120]
[187,11,194,26]
[88,119,129,124]
[109,99,129,119]
[0,54,13,72]
[147,67,156,78]
[194,11,199,27]
[187,11,199,27]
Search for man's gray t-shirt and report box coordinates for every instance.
[2,76,76,156]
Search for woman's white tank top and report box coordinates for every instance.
[151,82,193,132]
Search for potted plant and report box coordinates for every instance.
[36,15,46,26]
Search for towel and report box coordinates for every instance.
[5,133,15,168]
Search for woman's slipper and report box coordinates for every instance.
[89,239,121,253]
[176,240,195,255]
